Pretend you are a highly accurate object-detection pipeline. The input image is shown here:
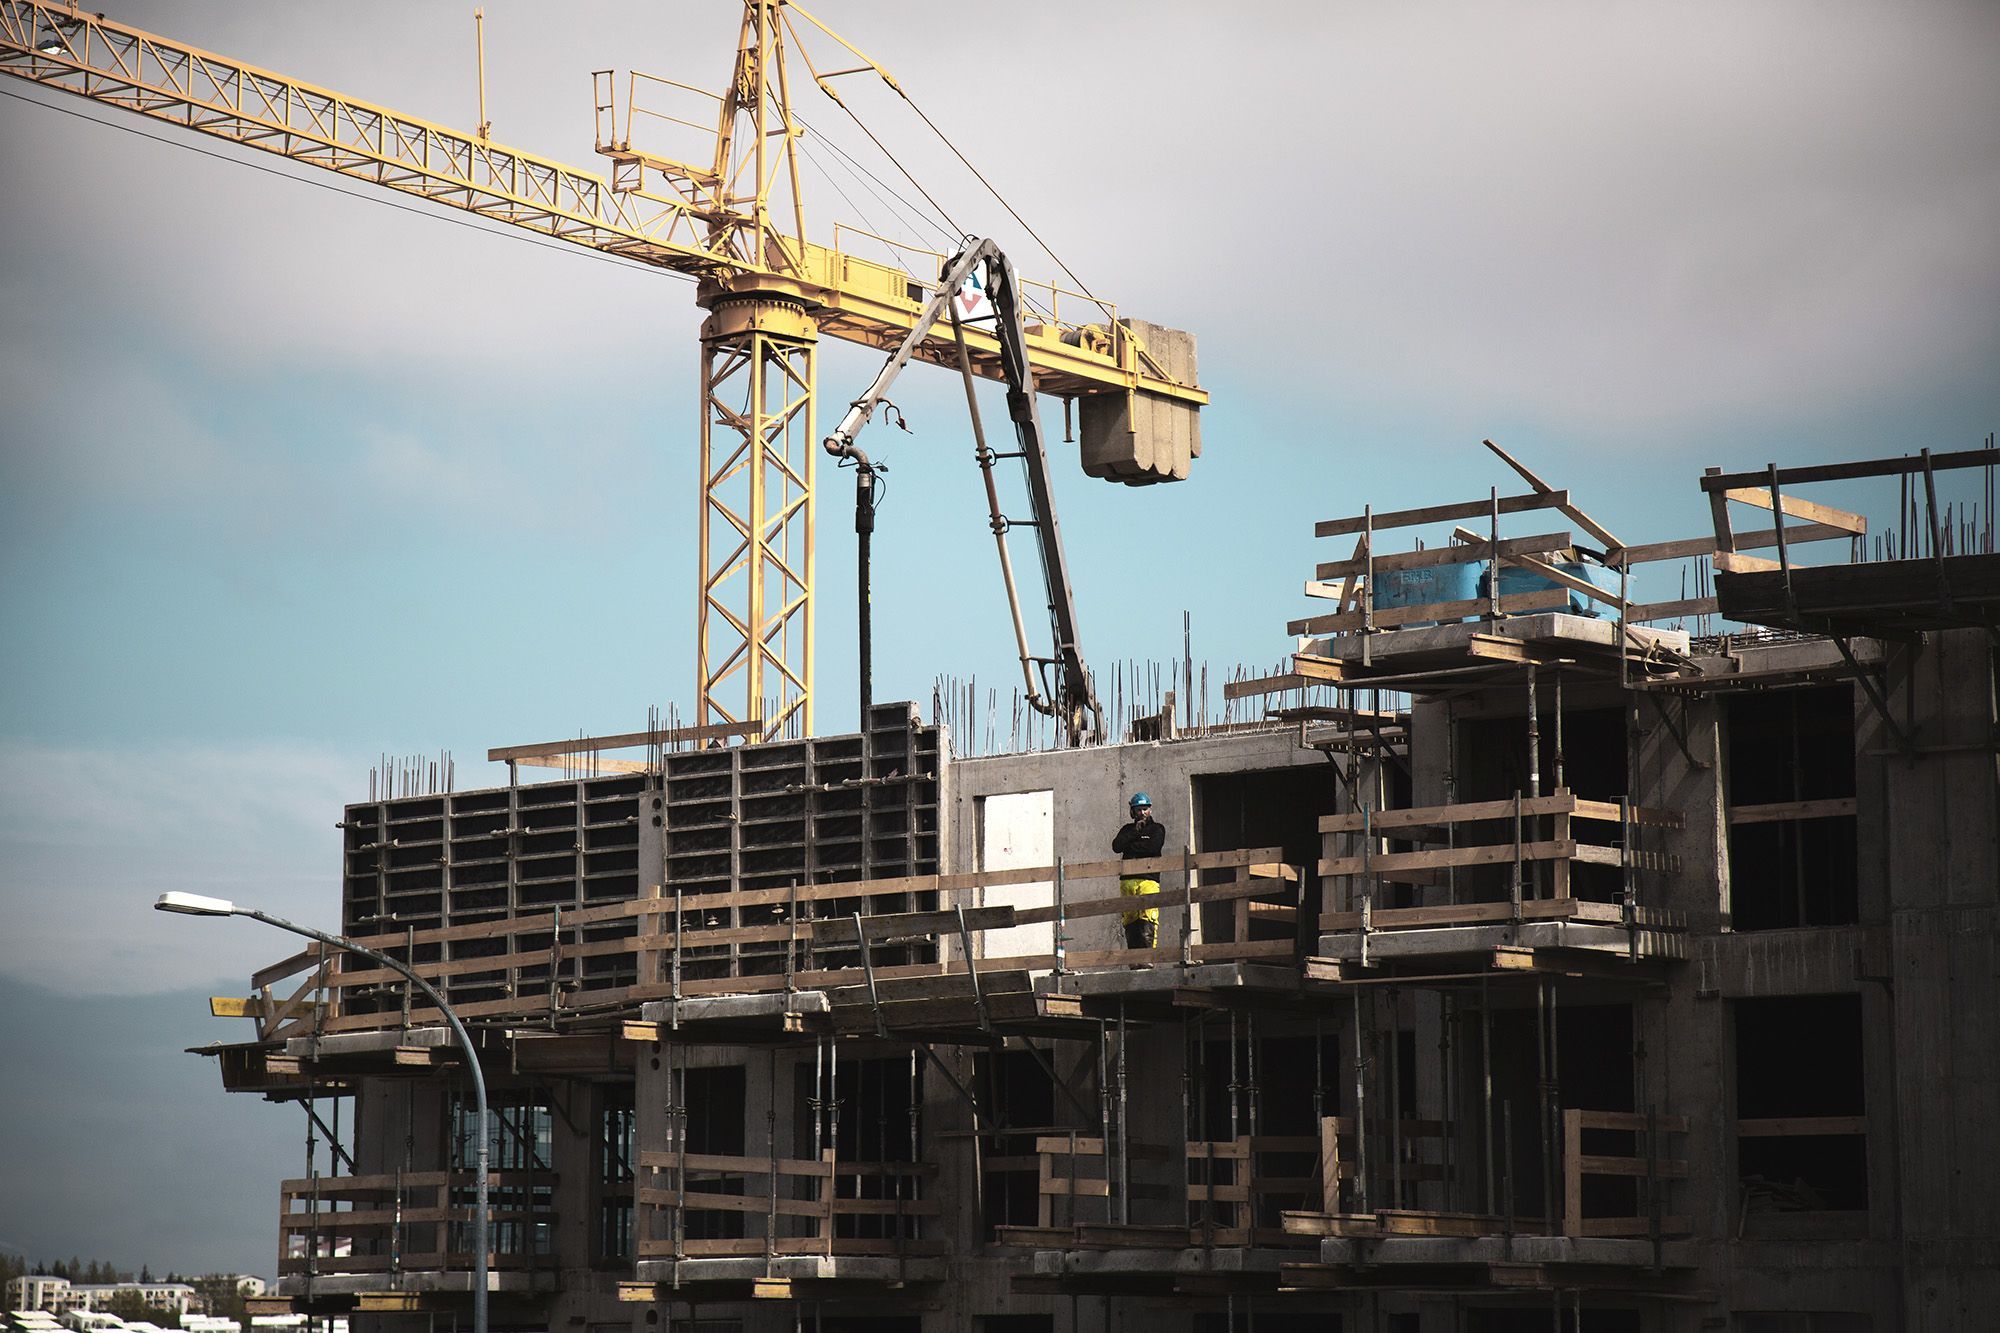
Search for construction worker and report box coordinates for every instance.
[1111,792,1166,951]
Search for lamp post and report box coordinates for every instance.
[154,892,488,1333]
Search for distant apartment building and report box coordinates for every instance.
[6,1280,196,1319]
[5,1279,73,1314]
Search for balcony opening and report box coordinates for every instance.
[1191,1026,1337,1226]
[1458,1002,1633,1226]
[1456,705,1627,805]
[1194,767,1338,933]
[1724,686,1858,929]
[681,1064,747,1240]
[594,1083,635,1263]
[1733,995,1868,1213]
[790,1054,923,1241]
[974,1049,1057,1233]
[1450,706,1628,902]
[448,1092,555,1258]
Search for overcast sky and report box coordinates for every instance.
[2,0,1996,1280]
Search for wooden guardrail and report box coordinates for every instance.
[210,944,331,1042]
[1281,1108,1689,1243]
[1294,440,1872,648]
[1561,1108,1691,1238]
[277,1169,555,1277]
[634,1149,940,1259]
[224,846,1305,1037]
[1317,791,1684,938]
[1187,1134,1320,1247]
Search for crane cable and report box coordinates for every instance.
[793,107,956,250]
[814,87,964,242]
[899,97,1110,319]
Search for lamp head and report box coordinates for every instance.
[154,891,237,916]
[35,30,64,55]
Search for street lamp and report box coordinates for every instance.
[154,892,489,1333]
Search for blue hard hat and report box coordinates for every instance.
[1129,792,1152,808]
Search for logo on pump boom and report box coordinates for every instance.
[953,267,992,322]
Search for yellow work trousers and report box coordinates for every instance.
[1119,876,1160,926]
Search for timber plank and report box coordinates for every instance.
[1315,490,1567,537]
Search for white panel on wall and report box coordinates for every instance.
[978,789,1055,961]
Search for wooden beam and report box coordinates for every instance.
[1735,1115,1868,1137]
[1316,490,1568,538]
[1720,486,1867,535]
[1224,671,1316,699]
[1465,633,1534,663]
[1314,531,1571,581]
[510,754,651,775]
[1317,839,1576,878]
[1321,793,1579,833]
[1483,439,1625,552]
[1290,654,1349,684]
[1619,521,1857,566]
[1289,589,1557,637]
[1627,596,1719,623]
[1700,446,1998,492]
[1320,898,1585,931]
[488,718,759,762]
[1714,552,1781,574]
[1569,798,1684,828]
[1727,796,1858,825]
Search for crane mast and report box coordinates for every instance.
[0,0,1206,741]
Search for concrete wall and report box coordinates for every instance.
[944,729,1329,955]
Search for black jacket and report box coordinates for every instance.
[1112,817,1166,860]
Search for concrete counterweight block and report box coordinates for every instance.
[1079,318,1201,485]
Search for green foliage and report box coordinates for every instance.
[191,1275,249,1326]
[100,1291,174,1324]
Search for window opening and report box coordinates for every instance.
[1734,995,1868,1211]
[1724,687,1858,929]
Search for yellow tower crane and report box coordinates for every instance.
[0,1,1206,741]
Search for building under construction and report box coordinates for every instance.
[4,5,1996,1333]
[186,443,2000,1333]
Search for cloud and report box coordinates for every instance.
[0,741,353,996]
[4,0,1994,453]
